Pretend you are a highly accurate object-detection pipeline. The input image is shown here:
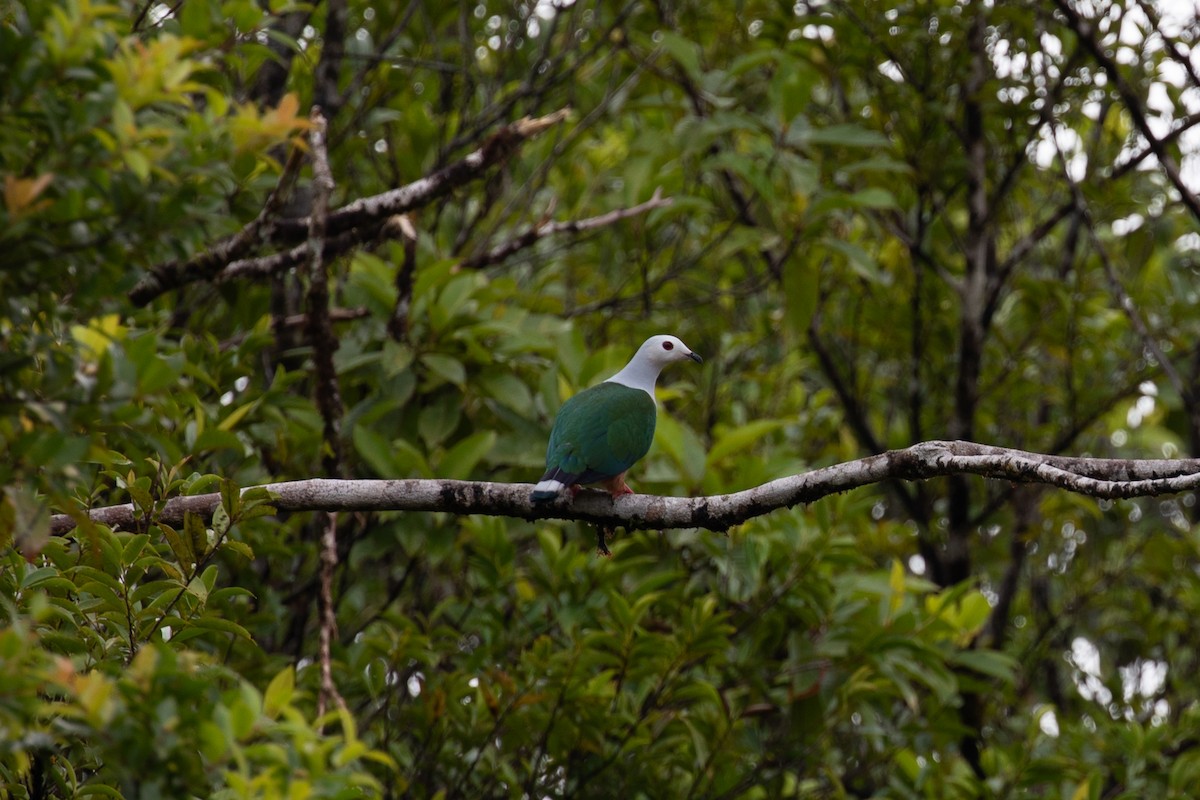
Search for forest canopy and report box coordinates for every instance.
[4,0,1200,797]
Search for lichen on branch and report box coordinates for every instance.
[49,440,1200,537]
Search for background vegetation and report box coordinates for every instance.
[4,0,1200,796]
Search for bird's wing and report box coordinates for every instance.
[540,382,656,485]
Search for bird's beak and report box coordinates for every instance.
[688,351,703,364]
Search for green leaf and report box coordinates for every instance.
[707,152,777,205]
[184,512,209,562]
[124,150,151,181]
[656,30,703,79]
[421,353,466,388]
[263,666,294,718]
[217,400,259,431]
[849,187,898,209]
[789,123,890,148]
[437,273,479,322]
[707,420,787,469]
[178,0,211,37]
[121,533,151,564]
[951,649,1018,684]
[822,238,885,283]
[192,429,245,454]
[418,401,461,449]
[222,540,254,560]
[929,589,993,643]
[211,502,231,537]
[188,615,251,640]
[6,485,50,558]
[654,415,707,486]
[127,478,154,513]
[20,566,62,590]
[353,425,402,477]
[771,58,814,125]
[479,372,535,416]
[438,431,497,479]
[783,258,819,337]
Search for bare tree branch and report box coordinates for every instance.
[1042,90,1200,457]
[456,188,674,271]
[280,306,370,328]
[215,225,395,284]
[1054,0,1200,223]
[955,11,999,773]
[1090,222,1189,401]
[248,10,313,107]
[313,0,347,119]
[304,109,344,474]
[279,109,572,243]
[49,440,1200,537]
[129,109,572,306]
[985,488,1038,650]
[994,105,1200,287]
[304,108,348,720]
[127,140,308,306]
[388,214,419,341]
[315,510,348,720]
[1132,0,1200,94]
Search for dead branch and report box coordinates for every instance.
[456,188,673,271]
[48,440,1200,537]
[215,226,389,283]
[126,142,308,306]
[129,108,572,306]
[303,109,344,474]
[274,107,572,243]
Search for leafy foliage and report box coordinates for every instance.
[4,0,1200,797]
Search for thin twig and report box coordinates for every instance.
[1132,0,1200,90]
[281,306,370,328]
[315,510,348,720]
[216,226,390,283]
[456,188,674,271]
[1043,91,1199,440]
[1054,0,1200,223]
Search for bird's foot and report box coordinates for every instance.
[599,473,634,498]
[596,525,614,557]
[568,484,582,499]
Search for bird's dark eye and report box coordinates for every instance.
[662,341,674,350]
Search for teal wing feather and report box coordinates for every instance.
[541,382,656,485]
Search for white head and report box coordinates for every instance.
[606,334,702,395]
[633,334,703,368]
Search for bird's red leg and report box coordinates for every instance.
[568,484,582,499]
[599,472,634,498]
[592,476,631,556]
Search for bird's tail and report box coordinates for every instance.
[530,479,566,502]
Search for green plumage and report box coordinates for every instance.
[540,381,656,486]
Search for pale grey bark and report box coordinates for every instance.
[49,440,1200,536]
